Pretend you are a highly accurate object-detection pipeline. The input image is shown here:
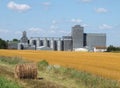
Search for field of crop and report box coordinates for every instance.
[0,49,120,81]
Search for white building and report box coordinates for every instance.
[93,46,107,52]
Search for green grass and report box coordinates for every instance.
[0,57,120,88]
[38,59,49,70]
[38,60,120,88]
[0,57,65,88]
[0,76,21,88]
[0,56,27,64]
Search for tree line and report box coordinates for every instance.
[0,38,8,49]
[0,38,19,49]
[107,45,120,52]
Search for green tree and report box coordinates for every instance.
[107,45,120,52]
[0,38,8,49]
[12,39,19,42]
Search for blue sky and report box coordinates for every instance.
[0,0,120,46]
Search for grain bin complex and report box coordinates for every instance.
[18,25,106,52]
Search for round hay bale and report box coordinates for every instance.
[14,63,38,79]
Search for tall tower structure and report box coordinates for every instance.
[20,31,28,44]
[72,25,84,50]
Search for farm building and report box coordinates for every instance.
[18,25,106,52]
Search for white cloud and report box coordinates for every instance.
[52,20,57,24]
[7,1,31,12]
[81,0,92,3]
[50,20,58,30]
[42,2,51,6]
[28,27,43,32]
[50,25,58,29]
[71,18,82,23]
[14,31,22,35]
[41,2,51,9]
[48,29,69,36]
[27,27,68,37]
[25,27,48,37]
[81,24,89,27]
[99,24,113,29]
[0,29,9,34]
[50,30,56,33]
[59,30,68,34]
[95,8,108,13]
[28,27,44,34]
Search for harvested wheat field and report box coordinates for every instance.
[0,49,120,80]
